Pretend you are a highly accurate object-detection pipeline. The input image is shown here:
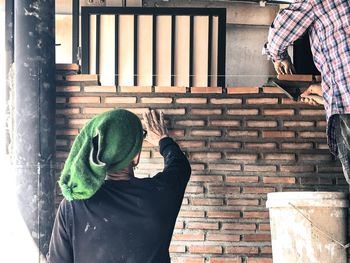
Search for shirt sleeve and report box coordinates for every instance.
[156,137,191,189]
[47,200,74,263]
[265,0,315,61]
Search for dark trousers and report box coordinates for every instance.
[335,114,350,184]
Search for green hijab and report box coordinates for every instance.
[59,109,143,201]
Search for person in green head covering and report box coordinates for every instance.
[58,108,146,201]
[48,108,191,263]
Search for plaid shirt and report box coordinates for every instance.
[264,0,350,155]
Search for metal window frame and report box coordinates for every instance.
[80,7,226,87]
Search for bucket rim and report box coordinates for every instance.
[266,191,349,208]
[267,191,347,199]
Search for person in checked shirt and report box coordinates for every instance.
[263,0,350,184]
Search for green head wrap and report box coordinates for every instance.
[59,109,143,201]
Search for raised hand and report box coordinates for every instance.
[273,59,295,75]
[142,109,169,146]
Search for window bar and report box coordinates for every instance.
[152,15,157,86]
[217,9,226,88]
[207,15,213,87]
[115,15,119,86]
[171,15,176,86]
[72,0,80,64]
[81,9,90,73]
[134,15,138,86]
[96,15,101,75]
[189,15,194,88]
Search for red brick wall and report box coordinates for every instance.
[55,65,347,263]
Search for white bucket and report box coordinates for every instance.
[266,192,349,263]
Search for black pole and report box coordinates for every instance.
[217,9,226,88]
[14,0,56,257]
[207,15,213,87]
[81,7,90,73]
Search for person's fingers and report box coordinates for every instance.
[282,60,294,75]
[273,62,280,74]
[307,98,314,105]
[301,97,310,103]
[300,95,322,106]
[309,84,323,96]
[274,64,280,74]
[281,62,289,74]
[159,111,165,132]
[142,111,149,122]
[143,111,152,131]
[146,110,155,128]
[277,63,285,75]
[285,65,293,74]
[275,65,283,75]
[300,86,313,97]
[310,99,317,105]
[302,84,322,99]
[291,63,296,74]
[142,112,147,128]
[308,94,324,105]
[151,109,158,126]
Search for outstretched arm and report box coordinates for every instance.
[142,109,191,187]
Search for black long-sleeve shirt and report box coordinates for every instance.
[48,137,191,263]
